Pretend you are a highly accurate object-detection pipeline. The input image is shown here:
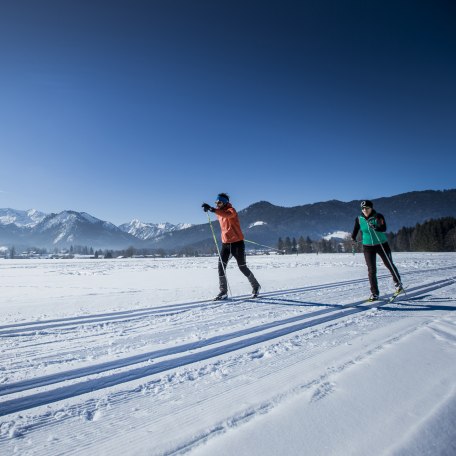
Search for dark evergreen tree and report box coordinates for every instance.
[125,246,135,257]
[445,227,456,251]
[297,236,305,253]
[284,237,292,254]
[278,237,284,252]
[306,236,313,253]
[292,237,298,254]
[395,227,413,251]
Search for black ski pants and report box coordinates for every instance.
[363,242,401,295]
[218,240,252,278]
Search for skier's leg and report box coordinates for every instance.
[232,241,260,294]
[363,245,379,296]
[217,244,230,294]
[231,241,251,277]
[378,243,401,286]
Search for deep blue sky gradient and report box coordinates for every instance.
[1,1,455,224]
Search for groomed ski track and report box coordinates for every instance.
[1,258,456,455]
[1,277,454,412]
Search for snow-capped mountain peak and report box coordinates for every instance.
[29,210,136,247]
[118,219,192,240]
[0,208,193,248]
[0,208,47,227]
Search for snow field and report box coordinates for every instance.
[1,253,456,455]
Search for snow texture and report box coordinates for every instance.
[1,253,455,455]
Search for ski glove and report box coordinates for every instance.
[202,203,215,212]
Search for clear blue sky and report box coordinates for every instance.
[1,1,455,225]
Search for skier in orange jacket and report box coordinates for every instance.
[202,193,261,300]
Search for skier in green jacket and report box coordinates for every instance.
[351,200,403,301]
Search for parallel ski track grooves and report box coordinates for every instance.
[1,277,454,417]
[1,313,423,450]
[0,276,374,335]
[3,277,450,397]
[1,265,453,336]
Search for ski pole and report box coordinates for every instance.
[244,239,286,253]
[368,224,405,295]
[206,212,232,297]
[352,241,357,255]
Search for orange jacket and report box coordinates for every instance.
[215,203,244,244]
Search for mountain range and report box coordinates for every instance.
[118,220,192,240]
[1,189,456,251]
[0,210,191,250]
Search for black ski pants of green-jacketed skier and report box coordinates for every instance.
[363,242,401,296]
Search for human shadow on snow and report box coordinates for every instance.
[254,296,344,310]
[377,294,456,312]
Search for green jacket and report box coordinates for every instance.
[352,211,388,246]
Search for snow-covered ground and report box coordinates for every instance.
[1,253,456,455]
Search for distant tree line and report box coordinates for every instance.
[3,243,212,259]
[387,217,456,252]
[278,236,344,254]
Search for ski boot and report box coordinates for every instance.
[214,275,228,301]
[367,293,379,302]
[389,283,405,303]
[248,273,261,298]
[213,291,228,301]
[251,285,261,299]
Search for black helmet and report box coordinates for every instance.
[360,200,373,209]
